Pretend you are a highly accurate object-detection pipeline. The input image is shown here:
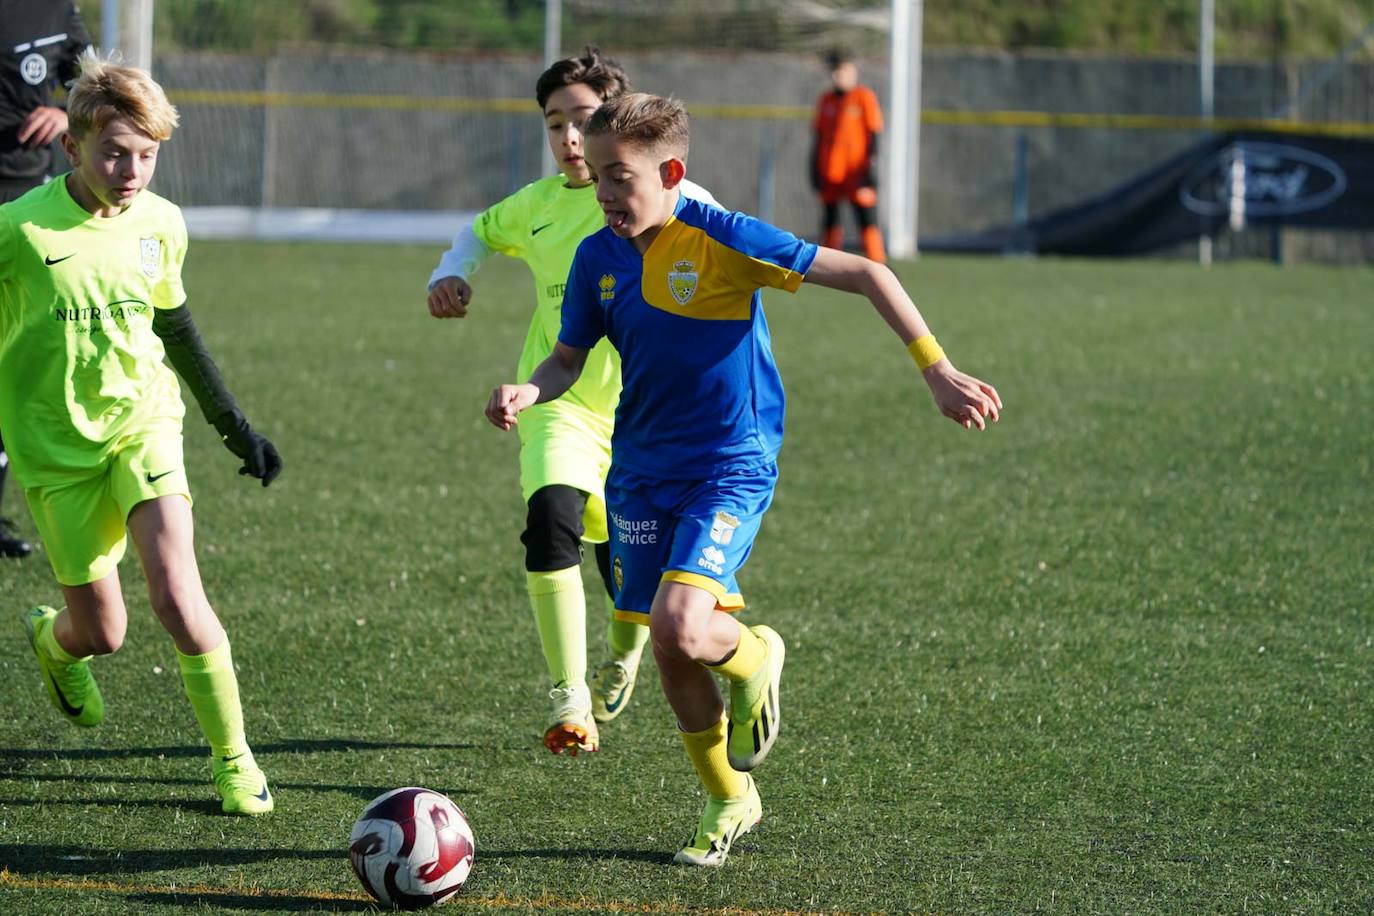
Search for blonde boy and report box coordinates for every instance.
[487,93,1001,865]
[0,54,279,815]
[428,49,719,755]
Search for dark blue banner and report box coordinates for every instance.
[922,131,1374,256]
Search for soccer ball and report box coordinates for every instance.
[349,787,475,909]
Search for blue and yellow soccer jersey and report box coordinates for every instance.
[469,174,721,428]
[559,195,818,479]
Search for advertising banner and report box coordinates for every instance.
[922,132,1374,256]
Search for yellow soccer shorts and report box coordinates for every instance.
[517,402,612,544]
[24,424,192,586]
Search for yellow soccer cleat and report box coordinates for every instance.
[673,775,762,867]
[212,751,274,816]
[590,649,642,724]
[726,625,784,772]
[23,606,104,728]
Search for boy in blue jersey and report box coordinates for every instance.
[486,93,1001,866]
[428,50,720,756]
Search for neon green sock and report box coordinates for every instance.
[527,567,587,687]
[605,593,649,659]
[178,639,250,760]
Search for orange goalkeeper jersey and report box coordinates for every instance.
[812,85,883,186]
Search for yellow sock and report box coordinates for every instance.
[707,620,765,683]
[680,715,749,800]
[605,594,649,658]
[178,639,249,760]
[527,567,587,686]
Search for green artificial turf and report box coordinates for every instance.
[1,243,1369,913]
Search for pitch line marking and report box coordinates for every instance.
[0,869,832,914]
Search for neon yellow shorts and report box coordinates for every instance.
[517,402,612,544]
[24,425,192,586]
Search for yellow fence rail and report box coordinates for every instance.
[168,89,1374,138]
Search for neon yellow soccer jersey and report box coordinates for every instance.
[472,175,621,427]
[0,178,189,486]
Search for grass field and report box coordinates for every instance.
[1,244,1370,914]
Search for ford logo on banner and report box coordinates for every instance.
[1180,141,1348,218]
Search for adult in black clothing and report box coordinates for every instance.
[0,0,92,557]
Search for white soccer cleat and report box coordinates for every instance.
[544,682,599,756]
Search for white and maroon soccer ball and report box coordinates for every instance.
[349,787,475,910]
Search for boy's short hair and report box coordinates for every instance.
[584,92,689,163]
[67,51,179,141]
[536,46,631,111]
[826,47,853,71]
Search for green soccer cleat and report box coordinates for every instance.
[212,752,274,816]
[544,682,599,756]
[23,606,104,727]
[590,649,642,723]
[673,774,762,867]
[726,625,785,772]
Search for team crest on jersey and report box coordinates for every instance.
[139,238,161,277]
[21,53,48,85]
[599,273,616,301]
[612,556,624,592]
[709,510,740,546]
[668,260,698,305]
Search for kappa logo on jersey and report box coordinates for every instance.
[710,510,740,546]
[599,273,616,301]
[20,53,47,86]
[668,260,698,305]
[139,237,160,277]
[698,545,726,575]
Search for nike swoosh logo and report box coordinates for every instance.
[45,254,75,266]
[221,752,246,764]
[146,469,177,484]
[531,223,554,235]
[46,671,84,718]
[603,687,628,714]
[255,784,270,802]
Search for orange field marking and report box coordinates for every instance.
[0,869,839,914]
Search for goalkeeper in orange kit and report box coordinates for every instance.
[810,48,885,263]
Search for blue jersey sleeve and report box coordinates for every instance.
[696,205,819,295]
[557,238,606,349]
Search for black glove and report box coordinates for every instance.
[213,410,282,487]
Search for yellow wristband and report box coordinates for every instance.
[907,334,945,371]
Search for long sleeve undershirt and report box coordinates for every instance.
[428,223,494,291]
